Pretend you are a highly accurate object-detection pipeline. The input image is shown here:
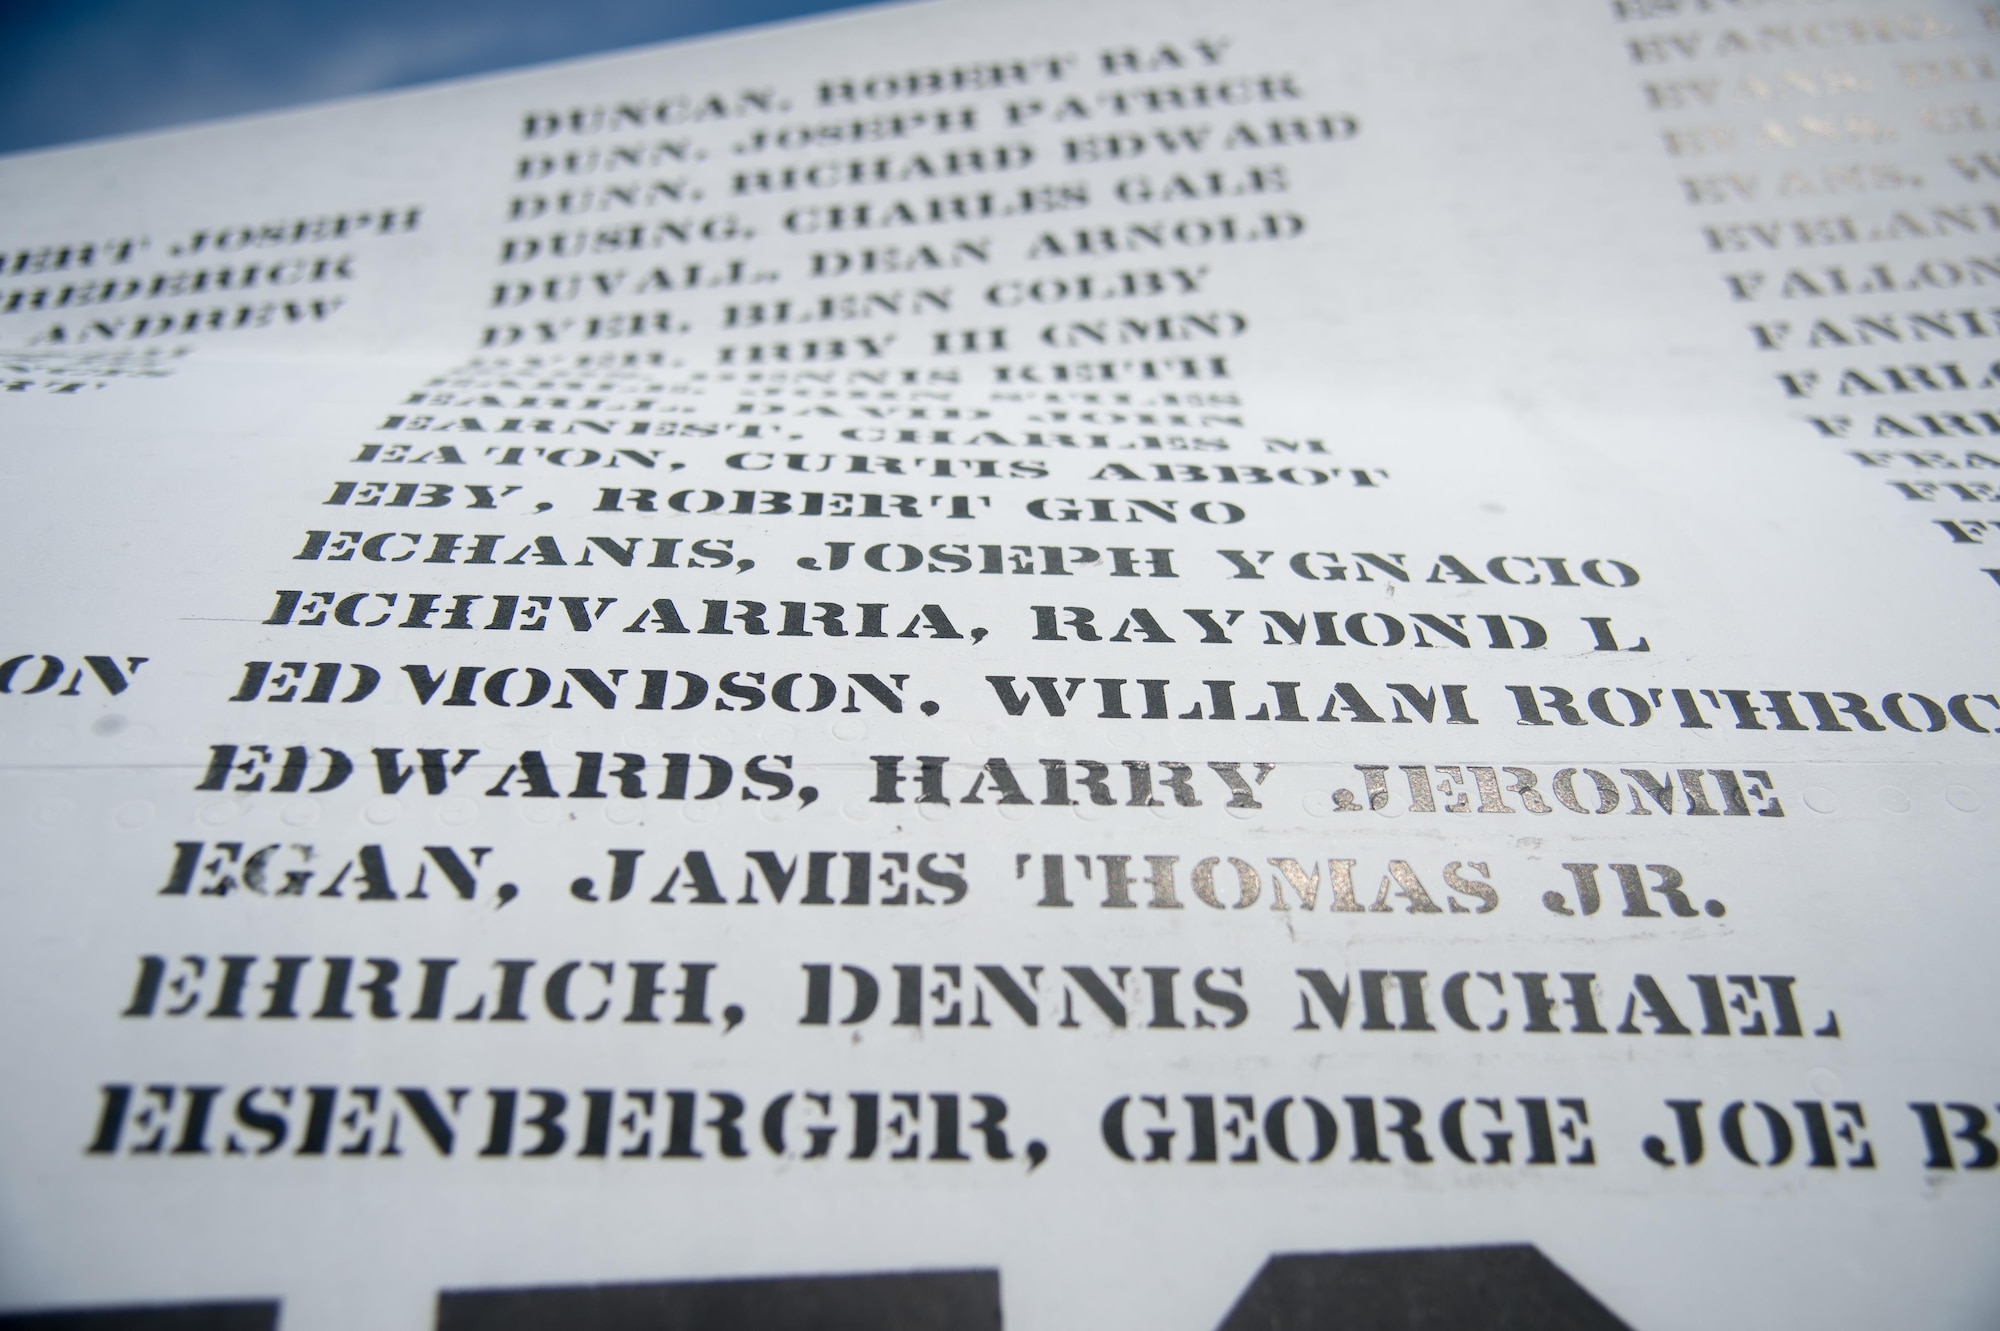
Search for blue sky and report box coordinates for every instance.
[0,0,880,155]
